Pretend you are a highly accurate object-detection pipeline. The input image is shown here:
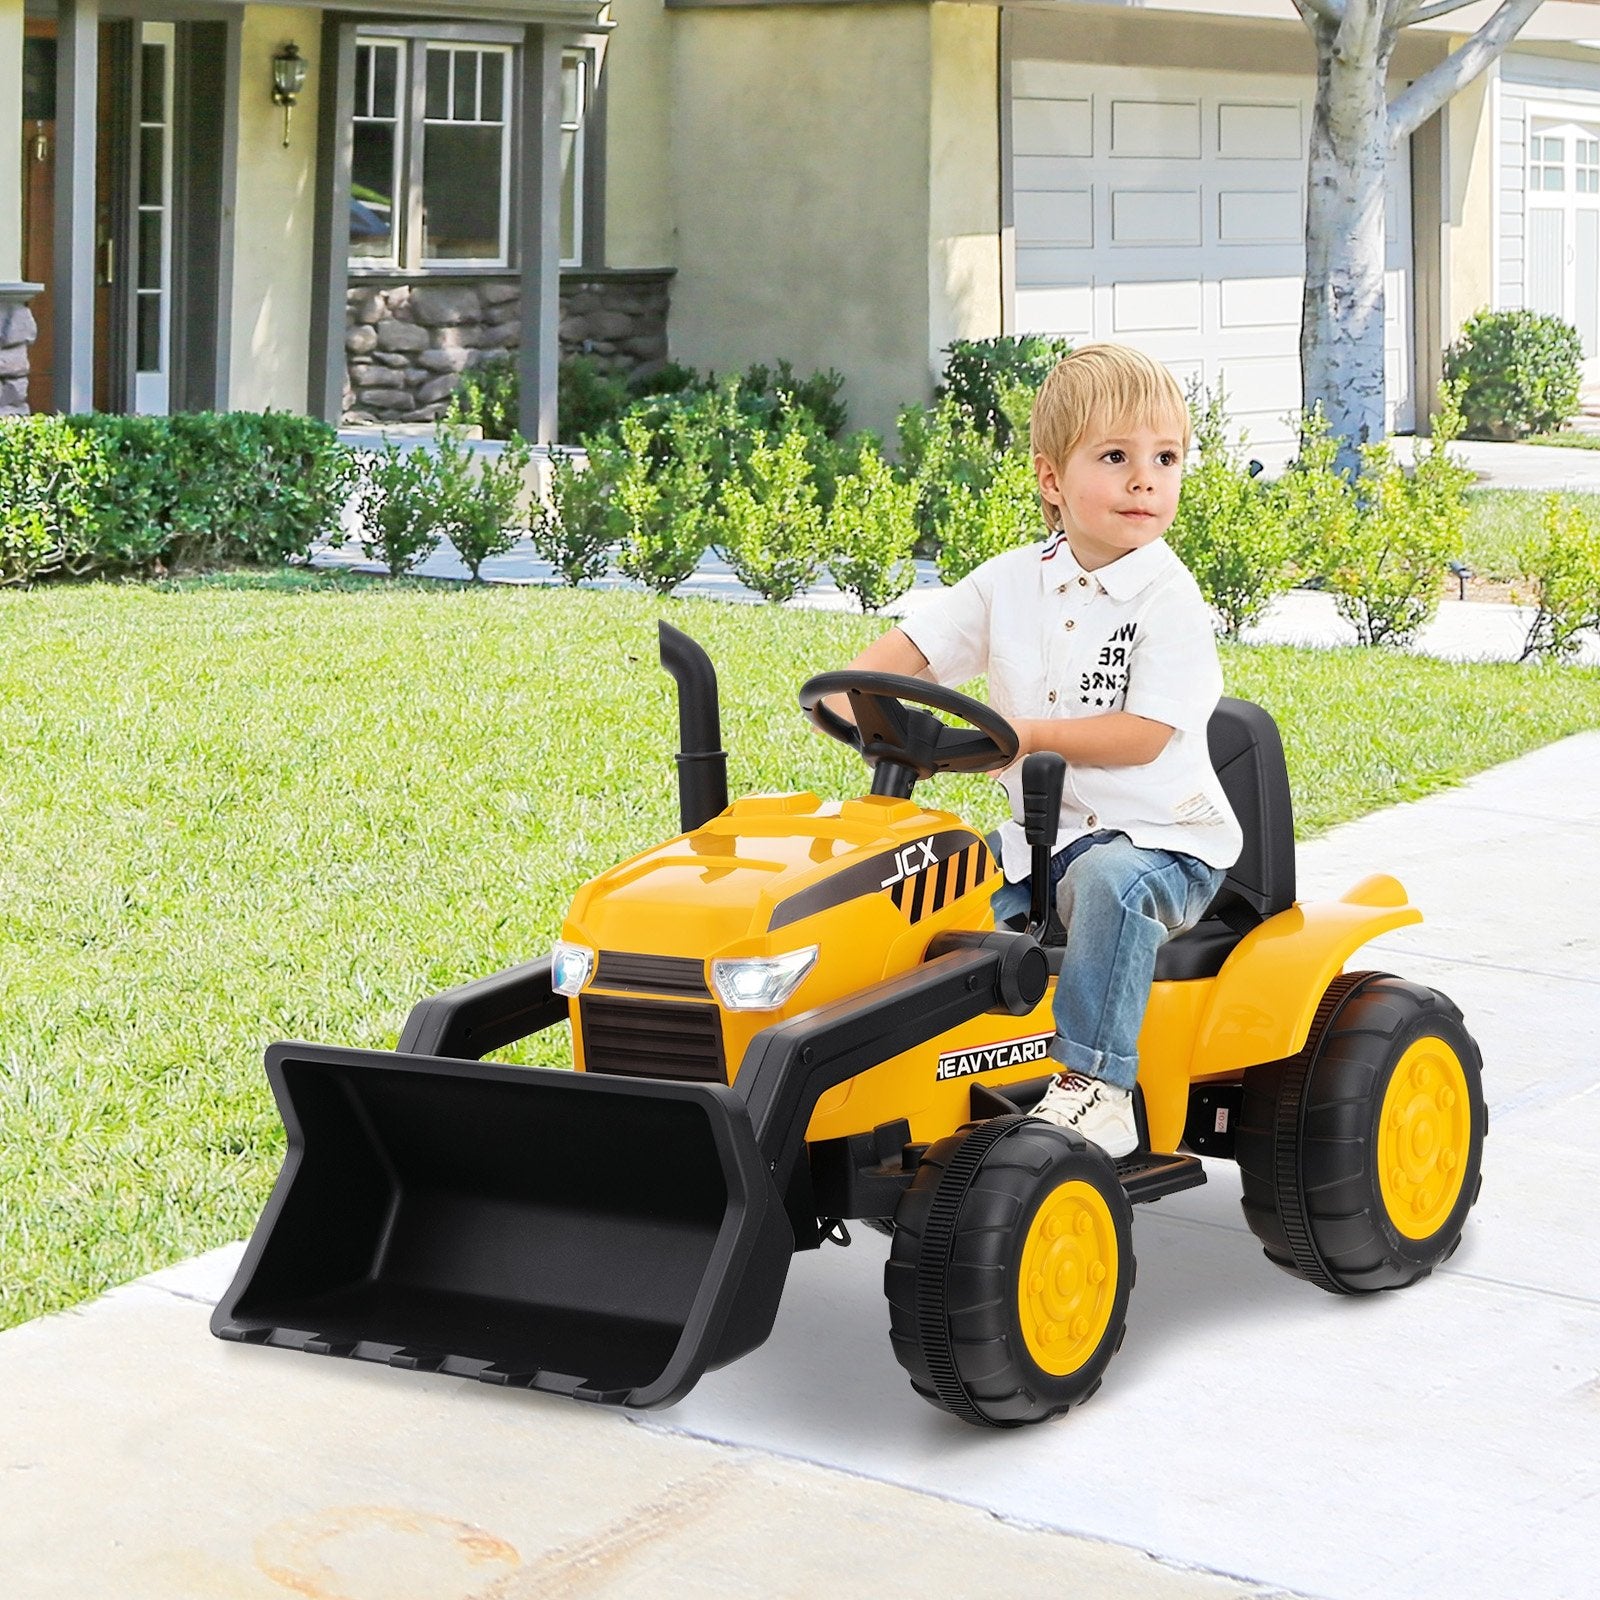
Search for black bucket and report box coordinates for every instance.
[212,1044,794,1408]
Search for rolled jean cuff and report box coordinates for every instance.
[1048,1032,1140,1092]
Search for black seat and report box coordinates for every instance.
[1152,698,1295,980]
[1023,699,1296,981]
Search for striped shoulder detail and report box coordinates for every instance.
[1040,530,1070,563]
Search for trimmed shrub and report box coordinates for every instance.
[1444,308,1583,440]
[64,411,354,574]
[708,427,824,604]
[1167,385,1299,636]
[610,412,713,594]
[897,394,1009,554]
[738,360,849,440]
[1514,495,1600,661]
[0,415,104,585]
[559,355,633,444]
[1312,386,1475,647]
[352,443,448,577]
[934,444,1042,585]
[432,427,537,582]
[449,356,520,442]
[938,335,1070,445]
[536,448,620,586]
[825,441,920,613]
[453,354,849,448]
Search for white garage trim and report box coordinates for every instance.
[1498,68,1600,363]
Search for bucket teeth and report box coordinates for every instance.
[388,1349,445,1372]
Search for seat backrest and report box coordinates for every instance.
[1207,698,1295,923]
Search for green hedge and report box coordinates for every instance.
[0,411,355,584]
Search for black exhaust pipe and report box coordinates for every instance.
[658,621,729,832]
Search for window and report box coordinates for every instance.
[348,35,592,272]
[352,41,402,265]
[1531,134,1566,193]
[560,53,586,267]
[422,45,511,263]
[1578,137,1600,195]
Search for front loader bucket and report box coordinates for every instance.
[211,1043,794,1409]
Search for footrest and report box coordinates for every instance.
[1114,1150,1206,1205]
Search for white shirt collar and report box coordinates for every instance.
[1039,532,1171,601]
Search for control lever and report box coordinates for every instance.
[1021,751,1066,939]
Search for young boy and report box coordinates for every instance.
[844,343,1242,1158]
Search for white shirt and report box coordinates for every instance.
[899,533,1243,877]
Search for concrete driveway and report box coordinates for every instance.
[3,737,1597,1599]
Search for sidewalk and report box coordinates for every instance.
[4,731,1598,1598]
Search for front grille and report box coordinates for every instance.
[593,950,710,998]
[579,995,727,1084]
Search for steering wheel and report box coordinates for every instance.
[798,670,1020,783]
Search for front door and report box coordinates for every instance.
[21,24,58,413]
[1527,118,1600,357]
[20,19,177,414]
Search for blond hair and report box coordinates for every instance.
[1029,344,1190,530]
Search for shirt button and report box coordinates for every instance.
[1078,576,1089,587]
[1086,814,1097,827]
[1048,690,1057,703]
[1056,583,1068,595]
[1064,619,1076,631]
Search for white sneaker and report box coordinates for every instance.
[1031,1072,1140,1159]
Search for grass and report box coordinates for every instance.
[1462,486,1600,582]
[5,574,1600,1331]
[1524,430,1600,450]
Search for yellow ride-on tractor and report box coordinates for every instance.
[213,624,1487,1428]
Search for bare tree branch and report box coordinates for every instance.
[1400,0,1489,24]
[1293,0,1346,25]
[1388,0,1545,143]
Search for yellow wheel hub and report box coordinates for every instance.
[1377,1036,1473,1240]
[1017,1179,1119,1376]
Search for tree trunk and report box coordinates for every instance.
[1302,34,1396,479]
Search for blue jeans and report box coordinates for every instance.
[990,832,1225,1092]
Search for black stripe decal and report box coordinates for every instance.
[952,844,970,902]
[932,853,952,914]
[767,829,983,931]
[909,866,931,923]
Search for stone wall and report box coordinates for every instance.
[0,288,41,417]
[343,268,673,426]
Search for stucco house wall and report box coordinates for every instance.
[229,6,322,414]
[667,4,935,441]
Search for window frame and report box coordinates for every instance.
[347,28,596,277]
[350,36,406,270]
[419,41,515,269]
[1530,131,1568,194]
[560,51,587,269]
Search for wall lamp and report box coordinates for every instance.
[271,43,308,148]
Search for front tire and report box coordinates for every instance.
[884,1115,1134,1427]
[1237,973,1486,1294]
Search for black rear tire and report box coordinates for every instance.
[1237,973,1486,1294]
[884,1115,1134,1426]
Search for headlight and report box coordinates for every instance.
[550,941,595,997]
[711,946,818,1011]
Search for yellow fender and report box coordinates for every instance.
[1190,873,1423,1080]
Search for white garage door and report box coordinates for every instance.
[1010,62,1414,443]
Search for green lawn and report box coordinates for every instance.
[1525,430,1600,451]
[1462,486,1600,582]
[3,573,1600,1331]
